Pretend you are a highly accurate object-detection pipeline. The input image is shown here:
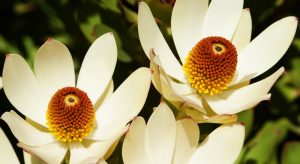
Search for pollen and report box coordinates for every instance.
[46,87,95,142]
[183,36,237,96]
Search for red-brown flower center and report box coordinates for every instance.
[46,87,95,142]
[183,36,237,95]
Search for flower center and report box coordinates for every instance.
[183,36,237,95]
[46,87,95,142]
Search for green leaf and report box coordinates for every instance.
[238,109,253,138]
[23,36,38,68]
[238,119,291,164]
[146,0,173,25]
[98,0,121,13]
[76,1,132,63]
[282,142,300,164]
[0,35,20,54]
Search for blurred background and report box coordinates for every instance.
[0,0,300,163]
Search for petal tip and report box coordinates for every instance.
[138,1,147,12]
[5,53,17,59]
[47,37,53,42]
[286,16,298,23]
[293,16,298,22]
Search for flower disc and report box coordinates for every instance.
[183,36,237,95]
[46,87,95,142]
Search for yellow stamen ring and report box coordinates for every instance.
[183,36,237,95]
[46,87,95,142]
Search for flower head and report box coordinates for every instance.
[138,0,297,121]
[122,102,245,164]
[1,33,152,163]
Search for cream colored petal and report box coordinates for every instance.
[206,67,284,114]
[93,80,114,110]
[232,9,252,53]
[201,0,243,40]
[165,77,206,114]
[69,143,100,164]
[171,0,208,63]
[138,2,186,82]
[150,51,181,102]
[0,77,2,89]
[24,151,44,164]
[232,16,297,85]
[83,127,126,158]
[97,159,108,164]
[90,67,151,140]
[146,102,176,164]
[0,128,19,163]
[77,33,117,104]
[23,151,31,164]
[173,119,199,164]
[151,52,205,113]
[189,123,245,164]
[199,114,238,124]
[122,117,149,164]
[34,39,75,101]
[3,54,47,126]
[18,142,68,164]
[1,111,55,146]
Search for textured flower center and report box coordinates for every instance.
[183,36,237,95]
[46,87,95,142]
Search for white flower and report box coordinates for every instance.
[1,33,152,163]
[0,77,2,89]
[138,0,297,117]
[0,127,19,163]
[122,102,245,164]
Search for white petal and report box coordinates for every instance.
[150,51,182,102]
[167,80,206,113]
[138,2,186,82]
[83,127,126,158]
[77,33,117,104]
[189,123,245,164]
[0,77,2,89]
[93,80,114,110]
[0,128,19,163]
[97,159,108,164]
[201,0,243,40]
[206,67,284,114]
[3,54,47,126]
[1,111,55,146]
[173,119,199,164]
[23,151,45,164]
[89,67,151,140]
[146,102,176,164]
[171,0,208,63]
[23,151,31,164]
[151,53,206,113]
[233,16,297,84]
[69,143,100,164]
[232,9,252,53]
[18,142,68,164]
[122,117,149,164]
[34,39,75,101]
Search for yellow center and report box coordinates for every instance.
[183,36,237,95]
[46,87,95,142]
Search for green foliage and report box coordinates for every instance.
[281,142,300,164]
